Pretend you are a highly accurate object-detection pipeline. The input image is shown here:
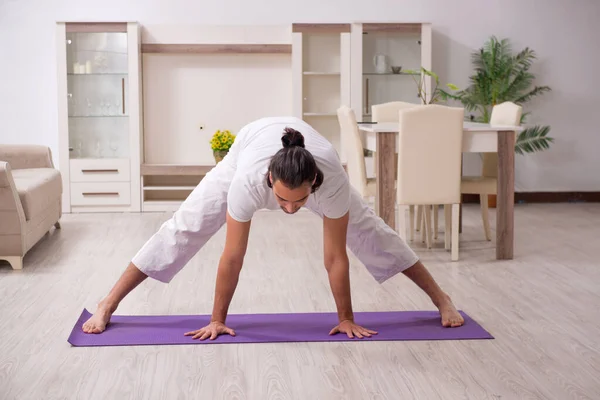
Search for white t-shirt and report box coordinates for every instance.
[226,117,350,222]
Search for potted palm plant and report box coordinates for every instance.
[441,36,553,154]
[440,36,553,206]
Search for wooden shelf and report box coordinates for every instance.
[292,24,351,33]
[303,112,337,117]
[362,23,422,34]
[141,164,213,176]
[303,71,340,76]
[141,43,292,54]
[363,72,420,76]
[65,22,127,33]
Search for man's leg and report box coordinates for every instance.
[82,158,238,333]
[82,262,148,333]
[400,261,464,327]
[344,188,464,327]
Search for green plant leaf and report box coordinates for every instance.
[515,125,553,155]
[446,83,460,91]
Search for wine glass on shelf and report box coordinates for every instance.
[95,140,103,158]
[115,98,121,115]
[109,139,119,158]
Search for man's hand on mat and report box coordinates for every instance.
[329,320,378,339]
[184,321,236,340]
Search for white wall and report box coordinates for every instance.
[1,0,598,192]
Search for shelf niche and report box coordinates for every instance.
[141,164,213,212]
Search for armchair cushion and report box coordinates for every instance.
[11,168,62,220]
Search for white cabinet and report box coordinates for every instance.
[292,24,352,163]
[56,22,143,213]
[292,23,433,164]
[350,23,433,121]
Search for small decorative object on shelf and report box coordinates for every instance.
[210,129,236,163]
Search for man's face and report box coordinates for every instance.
[271,175,312,215]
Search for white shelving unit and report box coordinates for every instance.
[350,23,433,121]
[55,22,434,214]
[140,164,212,212]
[139,24,293,212]
[56,22,143,213]
[292,24,351,164]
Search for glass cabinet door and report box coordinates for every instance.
[66,30,129,159]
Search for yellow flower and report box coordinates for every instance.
[210,129,236,152]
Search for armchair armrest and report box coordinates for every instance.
[0,144,54,170]
[0,161,26,255]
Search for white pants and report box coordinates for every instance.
[131,154,419,284]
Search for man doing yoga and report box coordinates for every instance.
[83,116,464,339]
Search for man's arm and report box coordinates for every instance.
[323,211,354,322]
[323,211,378,338]
[211,212,252,323]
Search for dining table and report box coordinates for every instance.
[359,121,524,260]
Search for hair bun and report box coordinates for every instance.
[281,127,305,148]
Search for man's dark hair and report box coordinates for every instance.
[266,127,324,193]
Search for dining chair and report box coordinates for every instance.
[460,101,522,241]
[396,104,464,261]
[371,101,427,243]
[337,105,377,203]
[372,101,418,122]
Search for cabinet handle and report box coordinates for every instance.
[81,169,119,173]
[82,192,119,196]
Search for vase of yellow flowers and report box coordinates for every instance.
[210,129,236,163]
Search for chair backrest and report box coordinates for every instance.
[397,104,465,205]
[372,101,418,122]
[337,106,368,197]
[482,102,523,178]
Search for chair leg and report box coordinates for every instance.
[397,205,409,241]
[444,205,451,250]
[451,204,460,261]
[416,205,422,232]
[433,204,439,240]
[479,194,491,241]
[424,206,433,249]
[420,206,427,243]
[409,205,415,241]
[2,256,23,270]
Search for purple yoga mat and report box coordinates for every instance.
[67,309,493,347]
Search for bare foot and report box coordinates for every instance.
[82,300,117,334]
[435,294,464,328]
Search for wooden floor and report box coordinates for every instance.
[1,203,599,399]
